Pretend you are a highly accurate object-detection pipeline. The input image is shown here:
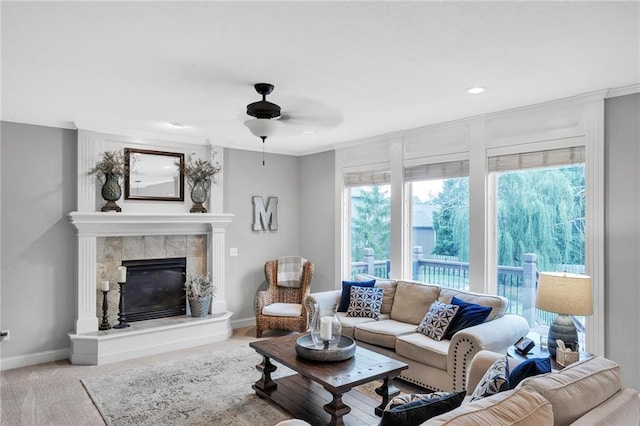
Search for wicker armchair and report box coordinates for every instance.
[255,259,314,338]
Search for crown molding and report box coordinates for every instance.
[606,83,640,99]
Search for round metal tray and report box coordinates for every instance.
[295,334,356,362]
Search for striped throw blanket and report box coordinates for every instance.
[277,256,306,288]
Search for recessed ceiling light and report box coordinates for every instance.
[169,122,184,129]
[467,87,485,95]
[302,130,314,135]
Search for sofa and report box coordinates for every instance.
[425,350,640,425]
[305,276,529,392]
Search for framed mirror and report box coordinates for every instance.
[124,148,185,201]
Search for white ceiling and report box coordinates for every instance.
[2,1,639,156]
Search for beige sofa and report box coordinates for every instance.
[306,277,529,392]
[426,350,640,425]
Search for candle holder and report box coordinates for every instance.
[99,290,111,330]
[112,281,130,329]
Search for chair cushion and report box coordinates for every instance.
[380,391,466,426]
[416,300,459,341]
[261,303,302,317]
[390,281,441,325]
[346,286,384,319]
[355,319,417,349]
[338,280,375,312]
[442,296,492,340]
[395,333,449,370]
[425,385,554,425]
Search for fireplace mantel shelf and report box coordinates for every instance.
[69,211,234,236]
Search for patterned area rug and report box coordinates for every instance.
[81,346,294,425]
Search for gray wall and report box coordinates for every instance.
[0,122,77,359]
[223,149,301,324]
[300,151,336,293]
[2,94,640,391]
[604,93,640,391]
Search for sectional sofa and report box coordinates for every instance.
[306,276,529,392]
[426,350,640,425]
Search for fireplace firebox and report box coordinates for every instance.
[121,257,187,322]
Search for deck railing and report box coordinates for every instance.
[350,247,581,329]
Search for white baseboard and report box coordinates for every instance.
[0,348,70,371]
[231,316,256,329]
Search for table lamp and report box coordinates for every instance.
[535,272,593,357]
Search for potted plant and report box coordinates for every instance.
[177,153,222,213]
[184,273,216,317]
[88,150,126,212]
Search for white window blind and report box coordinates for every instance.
[343,170,391,187]
[404,160,469,182]
[488,146,585,172]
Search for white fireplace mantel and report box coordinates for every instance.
[67,211,234,365]
[69,212,234,236]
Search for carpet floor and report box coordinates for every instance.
[81,345,292,426]
[1,327,424,426]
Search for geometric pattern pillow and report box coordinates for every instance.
[469,356,510,402]
[386,391,461,409]
[416,301,459,341]
[380,390,467,426]
[346,286,384,319]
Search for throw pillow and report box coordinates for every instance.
[346,286,384,319]
[469,356,510,402]
[509,357,551,389]
[380,391,466,426]
[337,280,375,312]
[442,296,492,340]
[416,301,459,341]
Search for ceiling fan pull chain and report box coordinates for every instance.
[261,136,266,166]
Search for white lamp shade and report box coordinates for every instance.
[536,272,593,316]
[244,118,282,138]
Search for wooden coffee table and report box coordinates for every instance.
[250,334,408,426]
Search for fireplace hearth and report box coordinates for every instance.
[122,257,187,322]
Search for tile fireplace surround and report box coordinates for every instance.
[67,212,234,365]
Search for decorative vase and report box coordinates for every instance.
[101,174,122,212]
[309,303,341,349]
[188,295,211,317]
[189,179,210,213]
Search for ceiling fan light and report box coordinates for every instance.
[244,118,282,138]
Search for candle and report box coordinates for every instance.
[117,266,127,283]
[101,280,109,291]
[320,317,332,341]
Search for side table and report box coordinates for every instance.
[507,346,592,371]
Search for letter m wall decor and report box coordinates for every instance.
[252,196,278,231]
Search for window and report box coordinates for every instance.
[489,147,586,344]
[344,170,391,279]
[405,161,469,289]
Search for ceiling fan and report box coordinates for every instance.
[243,82,343,165]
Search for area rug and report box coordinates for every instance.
[81,346,295,425]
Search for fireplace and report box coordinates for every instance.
[122,257,187,322]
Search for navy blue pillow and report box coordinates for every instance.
[380,391,466,426]
[442,296,492,340]
[509,357,551,389]
[337,280,375,312]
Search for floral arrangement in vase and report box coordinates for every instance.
[184,273,216,317]
[176,153,222,213]
[184,272,216,299]
[88,150,126,212]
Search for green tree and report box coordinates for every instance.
[497,167,581,270]
[351,186,391,262]
[431,179,469,260]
